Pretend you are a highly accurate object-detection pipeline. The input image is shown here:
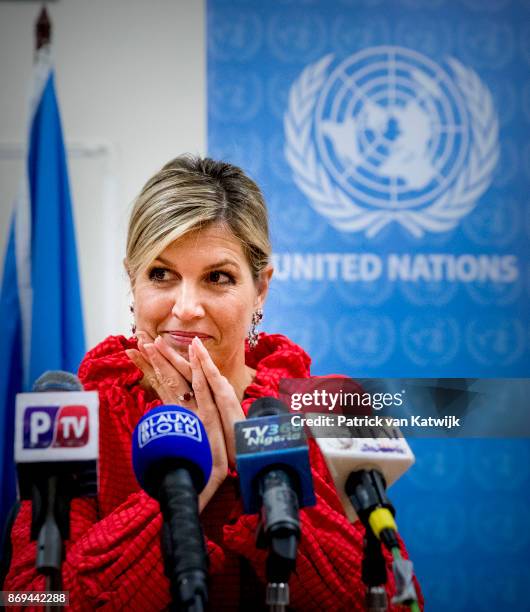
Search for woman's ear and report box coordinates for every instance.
[255,265,273,308]
[124,258,135,289]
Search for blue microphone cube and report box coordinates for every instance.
[235,413,316,514]
[132,405,213,498]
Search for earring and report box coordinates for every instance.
[130,303,136,337]
[248,308,263,349]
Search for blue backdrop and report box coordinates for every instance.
[207,0,530,608]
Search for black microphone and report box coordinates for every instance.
[312,426,419,609]
[235,397,316,611]
[132,405,213,612]
[14,370,99,597]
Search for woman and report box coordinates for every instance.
[5,155,421,610]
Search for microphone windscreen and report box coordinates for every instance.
[248,396,289,418]
[132,405,213,499]
[32,370,83,392]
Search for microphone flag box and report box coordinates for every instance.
[132,405,213,498]
[313,426,414,523]
[235,413,316,514]
[15,391,99,499]
[15,391,99,462]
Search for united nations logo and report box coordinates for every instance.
[284,46,499,237]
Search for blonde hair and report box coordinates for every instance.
[125,155,271,287]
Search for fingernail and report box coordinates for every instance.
[154,335,162,344]
[125,349,134,361]
[189,344,196,360]
[144,342,154,352]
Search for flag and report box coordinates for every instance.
[0,45,85,534]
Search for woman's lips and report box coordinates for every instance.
[163,332,212,346]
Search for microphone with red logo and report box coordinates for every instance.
[14,371,99,593]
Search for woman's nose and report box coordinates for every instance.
[171,283,205,320]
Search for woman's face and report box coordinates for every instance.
[132,223,271,374]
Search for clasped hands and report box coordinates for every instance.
[125,332,245,511]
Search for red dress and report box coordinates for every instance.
[5,333,422,611]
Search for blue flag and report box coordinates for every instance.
[0,47,85,533]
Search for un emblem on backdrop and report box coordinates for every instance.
[284,46,499,237]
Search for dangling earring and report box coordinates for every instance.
[248,308,263,349]
[130,303,136,337]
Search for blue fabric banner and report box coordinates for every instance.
[207,1,530,609]
[207,0,529,379]
[0,47,85,534]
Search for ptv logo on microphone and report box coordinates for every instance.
[23,405,90,449]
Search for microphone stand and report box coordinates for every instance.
[31,470,70,612]
[362,527,388,612]
[256,470,300,612]
[262,533,298,612]
[346,469,420,611]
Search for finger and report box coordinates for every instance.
[189,343,228,475]
[192,337,234,400]
[154,335,192,382]
[125,348,154,375]
[135,330,155,342]
[135,330,155,359]
[143,343,192,404]
[188,342,215,417]
[193,338,243,418]
[192,338,243,467]
[125,349,160,392]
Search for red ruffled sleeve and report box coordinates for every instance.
[5,333,423,611]
[235,333,424,610]
[4,337,173,610]
[4,336,252,610]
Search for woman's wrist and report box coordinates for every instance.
[198,471,227,513]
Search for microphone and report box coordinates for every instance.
[311,423,419,608]
[312,425,414,524]
[14,370,99,591]
[235,397,316,610]
[132,405,212,612]
[235,397,316,514]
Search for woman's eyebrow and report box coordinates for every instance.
[203,259,240,270]
[153,256,175,267]
[152,257,240,270]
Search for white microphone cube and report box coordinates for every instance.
[15,391,99,463]
[310,420,415,523]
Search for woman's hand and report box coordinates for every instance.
[190,337,246,468]
[125,332,243,511]
[126,331,193,401]
[187,339,229,511]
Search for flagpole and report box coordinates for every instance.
[34,11,63,608]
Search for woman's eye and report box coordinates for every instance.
[208,270,234,285]
[148,267,169,282]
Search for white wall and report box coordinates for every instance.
[0,0,206,350]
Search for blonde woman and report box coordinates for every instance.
[6,156,422,610]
